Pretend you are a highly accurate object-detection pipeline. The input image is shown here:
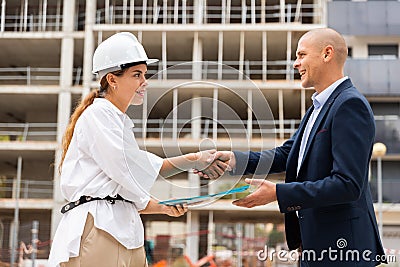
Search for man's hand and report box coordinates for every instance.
[193,149,217,171]
[194,151,235,179]
[233,178,277,208]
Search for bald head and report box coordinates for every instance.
[300,28,348,67]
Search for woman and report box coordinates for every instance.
[48,32,219,267]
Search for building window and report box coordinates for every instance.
[368,44,398,59]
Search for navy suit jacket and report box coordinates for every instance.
[233,79,386,266]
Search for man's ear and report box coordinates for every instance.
[323,45,334,61]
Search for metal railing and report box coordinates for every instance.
[0,67,82,85]
[204,3,320,24]
[145,60,296,81]
[95,3,322,25]
[0,117,396,144]
[0,2,322,32]
[96,5,195,24]
[0,123,57,141]
[0,14,63,32]
[131,118,300,139]
[0,178,53,199]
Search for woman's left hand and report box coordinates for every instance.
[162,204,188,217]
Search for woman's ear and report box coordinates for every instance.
[106,73,117,88]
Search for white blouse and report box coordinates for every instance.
[48,98,163,267]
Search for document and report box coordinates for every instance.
[158,185,250,206]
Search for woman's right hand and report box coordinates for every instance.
[162,204,188,217]
[194,150,234,179]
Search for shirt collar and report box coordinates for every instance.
[311,76,348,110]
[93,98,135,128]
[93,98,124,115]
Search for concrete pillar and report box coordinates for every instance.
[186,210,200,262]
[192,32,203,80]
[239,31,245,80]
[51,0,75,238]
[301,88,306,118]
[262,31,267,81]
[194,0,203,24]
[286,31,292,80]
[1,0,6,32]
[218,31,223,80]
[186,170,200,260]
[351,38,369,59]
[213,88,218,140]
[278,89,284,139]
[247,89,252,139]
[207,211,214,255]
[162,31,167,80]
[191,95,201,139]
[279,0,285,23]
[189,35,202,264]
[82,0,96,96]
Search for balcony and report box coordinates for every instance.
[328,1,400,35]
[145,60,296,81]
[344,59,400,96]
[375,115,400,155]
[0,123,57,142]
[0,178,53,199]
[0,67,82,86]
[132,118,299,140]
[95,0,322,25]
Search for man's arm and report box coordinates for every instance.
[197,129,298,179]
[233,96,374,210]
[276,97,374,212]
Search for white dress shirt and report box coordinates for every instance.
[48,98,163,267]
[297,76,348,174]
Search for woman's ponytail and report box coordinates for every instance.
[59,90,99,173]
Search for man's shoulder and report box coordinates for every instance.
[334,84,369,107]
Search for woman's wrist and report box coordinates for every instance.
[191,152,200,169]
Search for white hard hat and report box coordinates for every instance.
[92,32,158,78]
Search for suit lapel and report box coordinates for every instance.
[285,106,314,182]
[298,79,353,173]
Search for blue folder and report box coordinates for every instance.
[158,185,250,206]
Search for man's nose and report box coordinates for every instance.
[293,59,300,69]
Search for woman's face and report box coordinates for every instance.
[113,64,148,106]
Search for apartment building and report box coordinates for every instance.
[0,0,399,266]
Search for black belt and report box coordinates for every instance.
[61,195,132,214]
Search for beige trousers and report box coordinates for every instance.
[60,213,147,267]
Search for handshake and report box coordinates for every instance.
[193,150,236,179]
[192,150,277,208]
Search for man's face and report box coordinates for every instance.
[293,36,324,89]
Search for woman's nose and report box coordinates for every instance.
[141,78,148,87]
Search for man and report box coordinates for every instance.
[198,28,386,266]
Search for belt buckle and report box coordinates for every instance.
[107,195,117,204]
